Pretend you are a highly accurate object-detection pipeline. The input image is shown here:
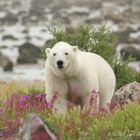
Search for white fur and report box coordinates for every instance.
[45,41,116,114]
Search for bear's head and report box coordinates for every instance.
[46,42,78,75]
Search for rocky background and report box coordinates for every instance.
[0,0,140,81]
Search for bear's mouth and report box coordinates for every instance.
[57,66,64,69]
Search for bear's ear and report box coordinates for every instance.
[73,46,78,53]
[45,48,51,56]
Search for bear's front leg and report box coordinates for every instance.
[45,74,69,115]
[53,97,68,115]
[46,93,68,115]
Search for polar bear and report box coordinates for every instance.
[45,41,116,114]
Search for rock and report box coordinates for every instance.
[31,0,53,14]
[0,28,4,33]
[129,31,140,43]
[112,82,140,105]
[19,113,57,140]
[67,7,90,16]
[3,61,13,71]
[0,53,13,71]
[117,29,136,44]
[105,13,125,23]
[120,44,140,60]
[132,0,140,12]
[0,12,18,24]
[17,42,41,64]
[128,61,140,72]
[2,35,17,40]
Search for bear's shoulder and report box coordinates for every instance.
[77,50,103,62]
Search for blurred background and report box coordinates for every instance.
[0,0,140,82]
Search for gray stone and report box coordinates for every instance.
[0,12,18,24]
[17,42,41,64]
[112,82,140,105]
[117,30,136,44]
[105,13,125,23]
[2,35,17,41]
[19,113,57,140]
[120,44,140,60]
[132,0,140,12]
[0,53,13,71]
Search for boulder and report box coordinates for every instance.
[0,53,13,71]
[19,113,57,140]
[17,42,41,64]
[2,35,17,41]
[117,30,136,44]
[3,61,13,71]
[112,82,140,105]
[120,44,140,60]
[107,14,124,23]
[132,0,140,12]
[67,7,90,16]
[0,12,18,24]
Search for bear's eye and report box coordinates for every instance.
[53,53,56,56]
[65,52,69,55]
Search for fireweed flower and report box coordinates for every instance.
[17,96,29,111]
[6,120,13,128]
[40,94,46,102]
[89,89,98,113]
[45,92,58,110]
[6,97,14,110]
[92,110,98,117]
[72,85,80,93]
[23,96,29,103]
[51,91,58,104]
[35,95,41,100]
[91,89,97,100]
[90,89,97,105]
[0,108,3,113]
[19,100,25,110]
[46,103,53,109]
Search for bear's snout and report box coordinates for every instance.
[57,60,64,69]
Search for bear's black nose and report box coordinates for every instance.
[57,60,64,68]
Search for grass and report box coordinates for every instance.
[0,81,140,140]
[0,80,45,100]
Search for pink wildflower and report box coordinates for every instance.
[90,89,97,106]
[23,96,29,102]
[51,91,58,104]
[91,89,97,100]
[0,108,3,113]
[72,85,80,93]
